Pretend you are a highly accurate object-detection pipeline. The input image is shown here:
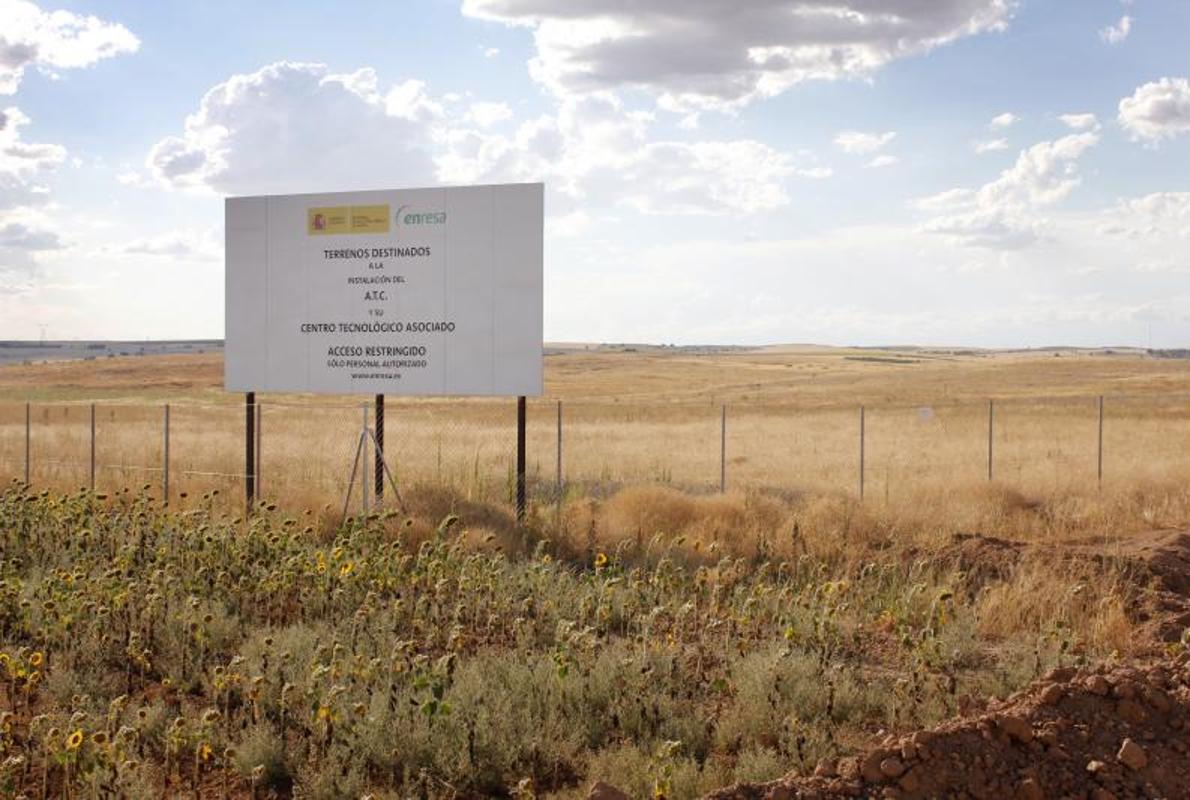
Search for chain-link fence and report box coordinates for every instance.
[1,393,1188,513]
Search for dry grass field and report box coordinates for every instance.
[2,346,1190,797]
[1,345,1189,545]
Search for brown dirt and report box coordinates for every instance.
[932,528,1190,647]
[702,657,1190,800]
[683,531,1190,800]
[1086,529,1190,645]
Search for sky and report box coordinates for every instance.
[1,0,1189,347]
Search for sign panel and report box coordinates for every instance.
[225,183,543,395]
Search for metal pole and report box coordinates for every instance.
[555,400,563,515]
[374,394,384,501]
[24,402,30,486]
[858,405,865,501]
[720,404,726,493]
[89,403,96,491]
[1097,395,1104,487]
[361,404,369,516]
[987,399,994,481]
[339,430,366,525]
[163,404,170,506]
[245,392,256,510]
[516,396,527,522]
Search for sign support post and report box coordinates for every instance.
[516,396,527,522]
[245,392,256,511]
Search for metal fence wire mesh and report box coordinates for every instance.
[0,394,1188,512]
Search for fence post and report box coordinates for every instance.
[163,404,170,506]
[245,392,256,511]
[89,403,96,491]
[858,405,865,501]
[987,399,994,481]
[555,400,563,520]
[516,396,527,522]
[24,402,30,486]
[1097,395,1104,487]
[720,404,727,493]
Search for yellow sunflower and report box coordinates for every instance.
[66,729,83,750]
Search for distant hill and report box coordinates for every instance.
[0,340,222,366]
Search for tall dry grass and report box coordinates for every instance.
[2,391,1190,547]
[1,349,1189,550]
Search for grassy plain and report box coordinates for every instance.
[1,346,1189,543]
[0,346,1189,797]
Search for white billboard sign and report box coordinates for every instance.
[224,183,543,395]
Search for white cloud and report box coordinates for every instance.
[545,209,593,237]
[148,62,813,216]
[0,219,60,250]
[462,0,1016,112]
[384,78,446,122]
[0,105,66,210]
[1118,77,1190,143]
[1058,112,1099,131]
[0,3,138,283]
[920,132,1100,248]
[439,92,806,215]
[483,47,500,58]
[146,63,439,194]
[866,154,899,168]
[0,205,63,271]
[115,169,149,187]
[834,130,896,155]
[467,100,513,128]
[1099,15,1132,45]
[610,139,798,214]
[0,0,139,94]
[115,231,220,261]
[972,138,1009,153]
[913,188,975,213]
[1101,192,1190,240]
[542,214,1190,347]
[989,111,1018,129]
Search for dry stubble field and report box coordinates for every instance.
[2,345,1190,541]
[1,346,1190,798]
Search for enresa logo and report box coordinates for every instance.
[395,205,447,229]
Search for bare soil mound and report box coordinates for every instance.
[934,528,1190,646]
[689,531,1190,800]
[934,531,1026,589]
[702,656,1190,799]
[1085,529,1190,644]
